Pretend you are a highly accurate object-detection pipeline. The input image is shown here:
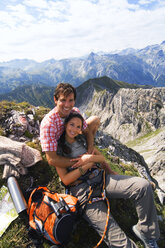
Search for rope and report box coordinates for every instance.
[93,197,110,248]
[94,171,110,247]
[79,170,110,248]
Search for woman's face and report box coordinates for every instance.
[65,117,83,141]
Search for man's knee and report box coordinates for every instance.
[140,178,151,190]
[86,116,100,131]
[135,178,152,200]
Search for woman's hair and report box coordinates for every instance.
[58,112,84,155]
[54,83,76,100]
[64,112,84,126]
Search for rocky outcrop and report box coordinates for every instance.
[95,130,165,204]
[79,87,165,143]
[96,131,153,181]
[128,127,165,201]
[0,108,40,142]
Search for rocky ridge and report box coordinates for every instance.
[77,86,165,143]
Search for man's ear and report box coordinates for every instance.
[54,96,57,105]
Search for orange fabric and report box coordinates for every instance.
[28,186,78,245]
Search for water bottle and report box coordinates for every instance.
[7,176,27,214]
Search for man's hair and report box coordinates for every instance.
[54,83,76,100]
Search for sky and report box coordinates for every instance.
[0,0,165,62]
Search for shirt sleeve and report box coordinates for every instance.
[40,117,58,152]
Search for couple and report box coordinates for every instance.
[40,83,160,248]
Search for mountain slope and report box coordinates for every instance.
[126,127,165,197]
[0,83,55,108]
[0,76,150,109]
[76,77,165,143]
[76,76,151,111]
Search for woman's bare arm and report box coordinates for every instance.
[56,162,94,186]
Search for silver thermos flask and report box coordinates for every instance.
[7,176,27,214]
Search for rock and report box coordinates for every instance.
[95,130,164,204]
[128,128,165,201]
[79,87,165,143]
[0,109,40,142]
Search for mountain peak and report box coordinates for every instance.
[89,52,95,56]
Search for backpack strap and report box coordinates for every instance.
[28,226,44,248]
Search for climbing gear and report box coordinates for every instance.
[27,186,79,246]
[80,170,110,248]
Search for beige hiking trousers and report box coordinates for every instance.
[70,174,160,248]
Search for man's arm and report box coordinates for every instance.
[83,116,100,154]
[83,126,94,154]
[46,151,75,168]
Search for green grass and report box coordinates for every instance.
[126,128,163,147]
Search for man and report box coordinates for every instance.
[40,82,100,168]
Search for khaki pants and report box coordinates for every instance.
[70,174,160,248]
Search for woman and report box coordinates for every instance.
[56,112,159,248]
[57,112,115,185]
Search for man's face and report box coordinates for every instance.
[54,93,75,118]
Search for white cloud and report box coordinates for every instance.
[139,0,155,5]
[0,0,165,62]
[23,0,49,9]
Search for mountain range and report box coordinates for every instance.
[0,76,151,109]
[0,41,165,95]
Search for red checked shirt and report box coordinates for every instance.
[40,107,87,152]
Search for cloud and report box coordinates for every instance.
[0,0,165,62]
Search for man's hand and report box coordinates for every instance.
[71,154,93,168]
[101,162,118,175]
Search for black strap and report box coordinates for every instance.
[28,227,44,248]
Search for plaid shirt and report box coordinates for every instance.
[40,107,87,152]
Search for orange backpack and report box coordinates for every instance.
[27,186,79,246]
